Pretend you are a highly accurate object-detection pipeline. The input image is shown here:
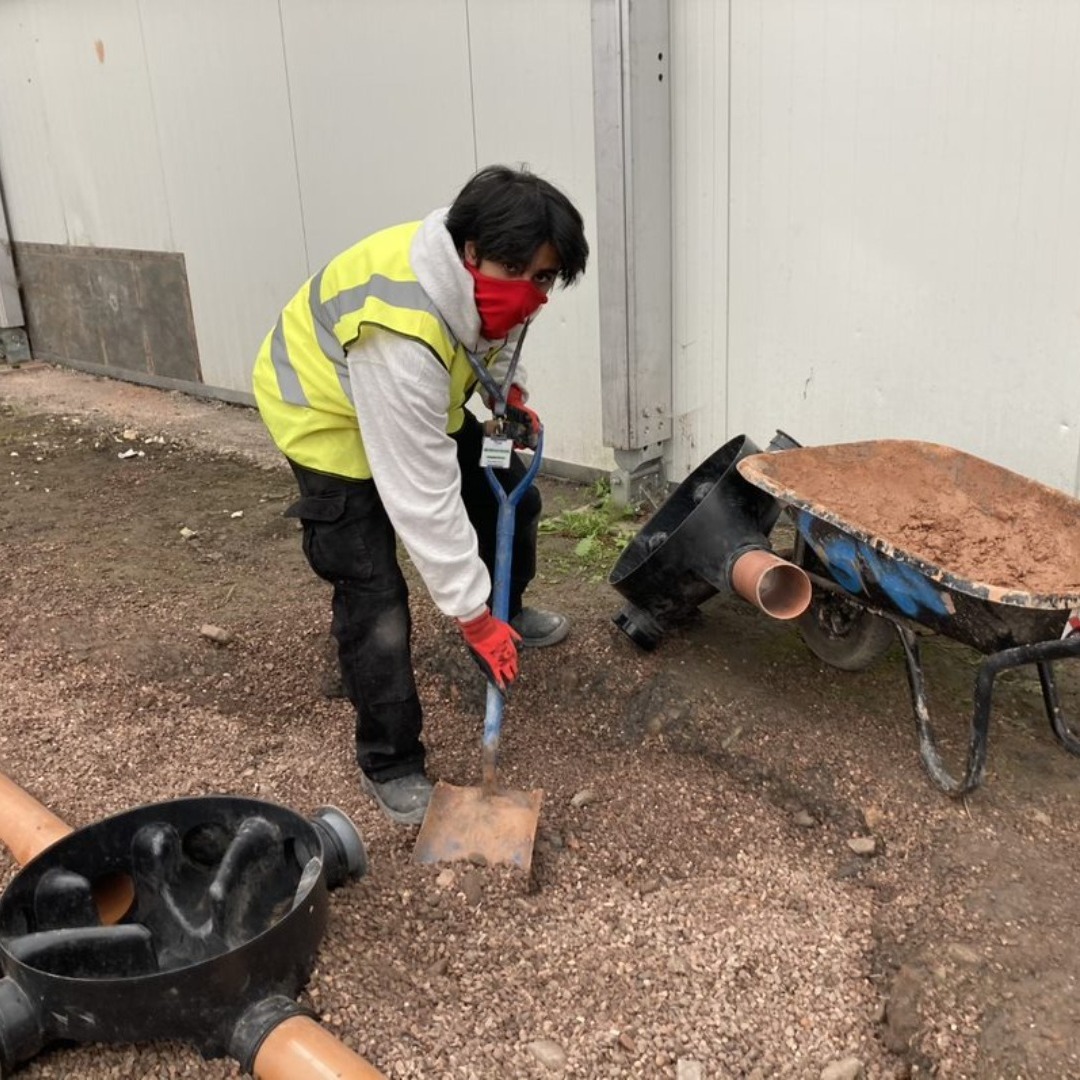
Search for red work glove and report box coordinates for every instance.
[506,384,541,449]
[458,608,521,690]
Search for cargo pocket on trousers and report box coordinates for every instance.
[284,493,373,582]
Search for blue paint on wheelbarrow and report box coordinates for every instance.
[797,511,951,619]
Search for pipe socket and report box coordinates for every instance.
[309,806,368,889]
[232,996,388,1080]
[0,978,43,1076]
[729,548,812,621]
[611,602,665,652]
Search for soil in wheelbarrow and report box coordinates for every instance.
[3,363,1080,1079]
[750,440,1080,596]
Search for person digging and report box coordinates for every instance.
[252,164,589,825]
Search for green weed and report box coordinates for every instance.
[538,485,641,581]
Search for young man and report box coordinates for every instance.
[252,165,589,825]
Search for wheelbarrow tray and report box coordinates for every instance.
[738,439,1080,654]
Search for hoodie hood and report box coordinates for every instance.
[410,207,491,353]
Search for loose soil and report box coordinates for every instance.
[2,364,1080,1079]
[743,441,1080,596]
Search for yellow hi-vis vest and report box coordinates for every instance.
[252,219,496,480]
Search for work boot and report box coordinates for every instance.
[360,772,433,826]
[511,607,570,648]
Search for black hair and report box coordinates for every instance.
[445,164,589,286]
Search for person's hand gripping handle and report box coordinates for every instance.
[458,608,521,690]
[504,384,541,450]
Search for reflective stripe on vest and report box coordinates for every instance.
[253,221,493,480]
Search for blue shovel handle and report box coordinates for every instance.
[480,433,544,791]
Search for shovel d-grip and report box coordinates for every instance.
[0,777,385,1078]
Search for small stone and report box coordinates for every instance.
[945,942,980,965]
[721,725,743,750]
[847,836,877,856]
[571,789,598,808]
[435,869,456,889]
[230,510,244,519]
[179,526,198,540]
[677,1060,704,1080]
[427,957,448,977]
[638,879,661,896]
[617,1031,637,1053]
[460,869,483,907]
[527,1039,567,1071]
[199,624,233,645]
[821,1058,864,1080]
[793,809,816,828]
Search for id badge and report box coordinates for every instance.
[480,435,513,469]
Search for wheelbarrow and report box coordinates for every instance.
[737,439,1080,796]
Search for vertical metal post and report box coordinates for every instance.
[0,166,30,365]
[591,0,672,506]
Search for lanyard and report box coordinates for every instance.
[465,319,531,418]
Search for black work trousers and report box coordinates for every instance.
[286,411,541,780]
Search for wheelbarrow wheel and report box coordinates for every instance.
[798,593,896,672]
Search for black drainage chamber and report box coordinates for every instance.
[609,431,799,650]
[0,795,365,1073]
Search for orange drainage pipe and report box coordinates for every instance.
[730,548,813,621]
[252,1015,388,1080]
[0,772,388,1080]
[0,771,134,924]
[0,771,72,866]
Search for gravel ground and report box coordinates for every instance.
[2,364,1080,1079]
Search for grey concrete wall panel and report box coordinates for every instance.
[13,243,200,383]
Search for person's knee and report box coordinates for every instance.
[332,582,411,655]
[370,604,411,651]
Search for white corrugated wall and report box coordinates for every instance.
[0,0,607,473]
[672,0,1080,495]
[2,1,1080,493]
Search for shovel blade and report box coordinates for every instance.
[413,781,543,874]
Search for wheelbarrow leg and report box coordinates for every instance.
[896,626,989,796]
[1036,641,1080,755]
[898,629,1080,796]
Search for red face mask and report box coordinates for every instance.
[465,262,548,341]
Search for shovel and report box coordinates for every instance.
[413,430,545,874]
